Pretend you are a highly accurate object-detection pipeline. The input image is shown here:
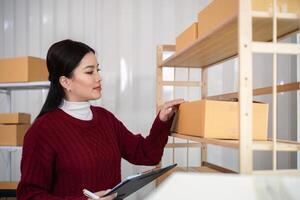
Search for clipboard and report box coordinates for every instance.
[102,163,177,200]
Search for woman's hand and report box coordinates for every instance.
[159,99,185,122]
[88,190,116,200]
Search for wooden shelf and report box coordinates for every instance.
[160,12,300,68]
[0,81,50,90]
[171,133,300,151]
[171,133,238,149]
[207,82,300,100]
[161,81,201,87]
[165,143,201,148]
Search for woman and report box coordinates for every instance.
[17,39,183,200]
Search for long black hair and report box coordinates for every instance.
[37,39,95,118]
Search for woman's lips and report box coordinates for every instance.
[93,86,101,90]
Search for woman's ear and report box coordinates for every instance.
[59,76,72,92]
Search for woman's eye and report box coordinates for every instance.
[86,71,93,74]
[97,68,101,72]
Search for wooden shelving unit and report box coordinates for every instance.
[156,0,300,175]
[0,81,49,196]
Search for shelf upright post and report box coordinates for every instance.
[4,89,13,180]
[156,45,164,170]
[238,0,253,174]
[297,33,300,169]
[172,63,176,164]
[272,0,278,171]
[201,68,208,165]
[156,46,164,114]
[185,68,192,170]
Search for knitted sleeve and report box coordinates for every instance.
[113,113,173,165]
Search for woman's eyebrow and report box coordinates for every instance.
[83,65,96,69]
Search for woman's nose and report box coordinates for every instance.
[95,71,102,82]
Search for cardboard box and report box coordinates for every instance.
[0,56,48,83]
[172,100,268,140]
[252,0,300,13]
[0,113,31,124]
[281,0,300,13]
[197,0,300,39]
[0,124,30,146]
[197,0,238,39]
[0,181,18,199]
[176,22,198,53]
[0,182,18,189]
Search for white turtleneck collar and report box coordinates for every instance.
[59,99,93,121]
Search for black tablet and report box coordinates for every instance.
[102,163,177,200]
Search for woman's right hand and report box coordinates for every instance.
[89,190,116,200]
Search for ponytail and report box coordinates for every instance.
[37,81,64,118]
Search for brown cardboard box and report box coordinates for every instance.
[0,56,48,83]
[172,100,268,140]
[197,0,300,39]
[197,0,238,39]
[252,0,300,13]
[0,124,30,146]
[176,22,198,53]
[0,181,18,199]
[280,0,300,13]
[0,113,31,124]
[0,182,18,189]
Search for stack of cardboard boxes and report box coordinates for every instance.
[0,56,48,145]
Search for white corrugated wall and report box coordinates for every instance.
[0,0,210,199]
[0,0,298,199]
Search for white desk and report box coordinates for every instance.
[147,173,300,200]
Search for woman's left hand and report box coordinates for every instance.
[159,99,185,122]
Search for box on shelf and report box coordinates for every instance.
[171,99,268,140]
[0,56,48,83]
[252,0,300,13]
[197,0,238,40]
[0,181,18,199]
[176,22,198,53]
[0,113,31,124]
[0,182,18,189]
[197,0,300,40]
[0,124,30,146]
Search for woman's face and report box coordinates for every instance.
[64,52,102,102]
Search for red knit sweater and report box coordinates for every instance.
[17,106,172,200]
